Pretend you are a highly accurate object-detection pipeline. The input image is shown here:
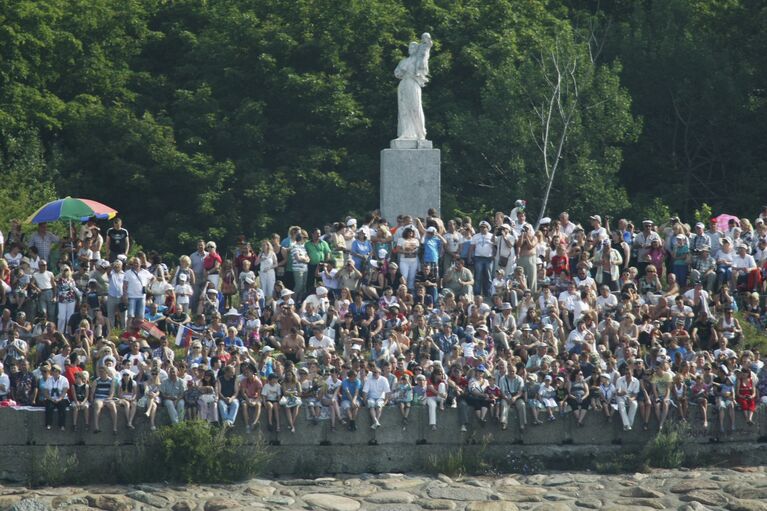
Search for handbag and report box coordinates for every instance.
[498,255,509,268]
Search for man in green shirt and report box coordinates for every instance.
[305,228,331,294]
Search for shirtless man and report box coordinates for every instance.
[279,327,305,364]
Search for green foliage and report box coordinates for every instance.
[643,424,687,469]
[738,310,767,355]
[422,446,490,478]
[141,420,271,483]
[694,203,714,225]
[0,130,58,234]
[28,446,78,487]
[1,0,764,254]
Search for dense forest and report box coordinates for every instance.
[0,0,765,255]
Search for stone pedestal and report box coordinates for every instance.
[380,144,440,222]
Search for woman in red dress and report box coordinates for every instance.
[735,369,757,425]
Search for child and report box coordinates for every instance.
[539,375,558,421]
[672,373,688,422]
[71,371,90,430]
[242,310,261,348]
[484,375,502,422]
[526,374,545,425]
[598,374,616,421]
[474,340,488,365]
[460,336,476,367]
[412,374,427,407]
[12,265,30,311]
[690,374,709,429]
[394,374,414,430]
[263,373,282,432]
[174,273,194,313]
[85,280,101,320]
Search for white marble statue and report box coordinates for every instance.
[394,32,432,142]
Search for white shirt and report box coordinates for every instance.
[124,268,152,299]
[733,254,756,270]
[596,294,618,312]
[363,375,391,400]
[589,227,608,242]
[444,232,464,255]
[558,290,578,312]
[309,335,334,352]
[616,375,640,397]
[470,233,495,258]
[44,376,70,400]
[32,271,55,290]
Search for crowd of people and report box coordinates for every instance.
[0,203,766,438]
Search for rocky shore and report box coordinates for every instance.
[2,467,767,511]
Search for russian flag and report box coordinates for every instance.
[175,325,193,347]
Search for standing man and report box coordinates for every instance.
[305,229,331,295]
[105,218,130,263]
[29,223,60,264]
[468,221,495,297]
[32,260,56,320]
[633,220,661,277]
[123,257,152,323]
[189,240,206,312]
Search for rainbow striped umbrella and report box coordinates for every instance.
[26,197,118,224]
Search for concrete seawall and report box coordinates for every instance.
[1,405,765,480]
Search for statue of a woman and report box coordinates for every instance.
[394,33,433,141]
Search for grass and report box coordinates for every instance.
[737,310,767,354]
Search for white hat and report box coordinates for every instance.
[675,234,685,240]
[527,373,538,382]
[539,217,551,225]
[98,259,110,269]
[280,289,295,298]
[695,222,705,228]
[543,324,554,331]
[369,260,379,268]
[377,249,387,259]
[590,215,602,223]
[479,221,491,228]
[260,346,274,353]
[642,219,654,225]
[501,302,513,311]
[346,218,357,227]
[426,226,437,233]
[206,288,218,294]
[521,324,532,331]
[351,343,362,351]
[117,254,128,262]
[315,286,328,296]
[223,308,241,317]
[476,324,489,333]
[178,273,188,282]
[501,224,512,231]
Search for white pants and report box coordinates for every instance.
[260,270,275,300]
[426,383,447,425]
[57,300,76,334]
[501,398,527,427]
[617,396,638,428]
[399,257,418,290]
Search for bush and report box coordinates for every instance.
[141,420,272,483]
[28,446,78,487]
[422,447,490,477]
[642,424,686,469]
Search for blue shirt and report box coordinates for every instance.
[351,240,373,270]
[224,336,244,349]
[423,236,442,264]
[341,378,362,401]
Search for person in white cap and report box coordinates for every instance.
[588,215,607,242]
[468,221,495,296]
[633,220,661,277]
[301,285,330,317]
[442,219,465,275]
[732,242,758,291]
[421,225,445,278]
